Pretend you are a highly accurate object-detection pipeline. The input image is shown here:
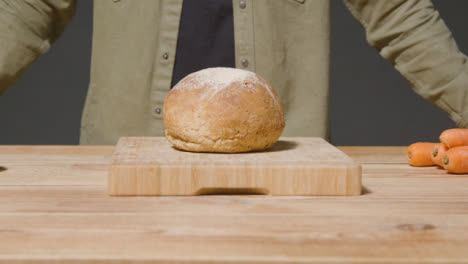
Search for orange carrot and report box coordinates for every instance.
[442,146,468,174]
[431,143,448,167]
[440,128,468,148]
[406,142,437,167]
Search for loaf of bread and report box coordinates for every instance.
[163,67,285,153]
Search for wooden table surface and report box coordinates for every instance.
[0,145,467,263]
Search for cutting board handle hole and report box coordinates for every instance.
[195,187,269,195]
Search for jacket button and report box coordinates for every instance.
[155,108,162,114]
[239,1,246,9]
[162,53,169,60]
[241,59,249,68]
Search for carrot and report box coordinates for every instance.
[442,146,468,174]
[406,142,437,167]
[431,143,448,167]
[440,128,468,148]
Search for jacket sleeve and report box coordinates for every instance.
[344,0,468,127]
[0,0,76,95]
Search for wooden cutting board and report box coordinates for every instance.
[108,137,361,196]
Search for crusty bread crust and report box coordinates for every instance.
[163,68,285,153]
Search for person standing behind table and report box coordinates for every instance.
[0,0,467,145]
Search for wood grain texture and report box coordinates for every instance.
[108,137,361,196]
[0,145,467,263]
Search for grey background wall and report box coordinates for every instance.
[0,0,466,145]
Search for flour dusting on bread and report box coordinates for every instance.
[174,67,276,101]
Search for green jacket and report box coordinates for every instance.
[1,0,467,145]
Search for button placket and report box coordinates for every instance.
[233,0,255,72]
[150,0,183,119]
